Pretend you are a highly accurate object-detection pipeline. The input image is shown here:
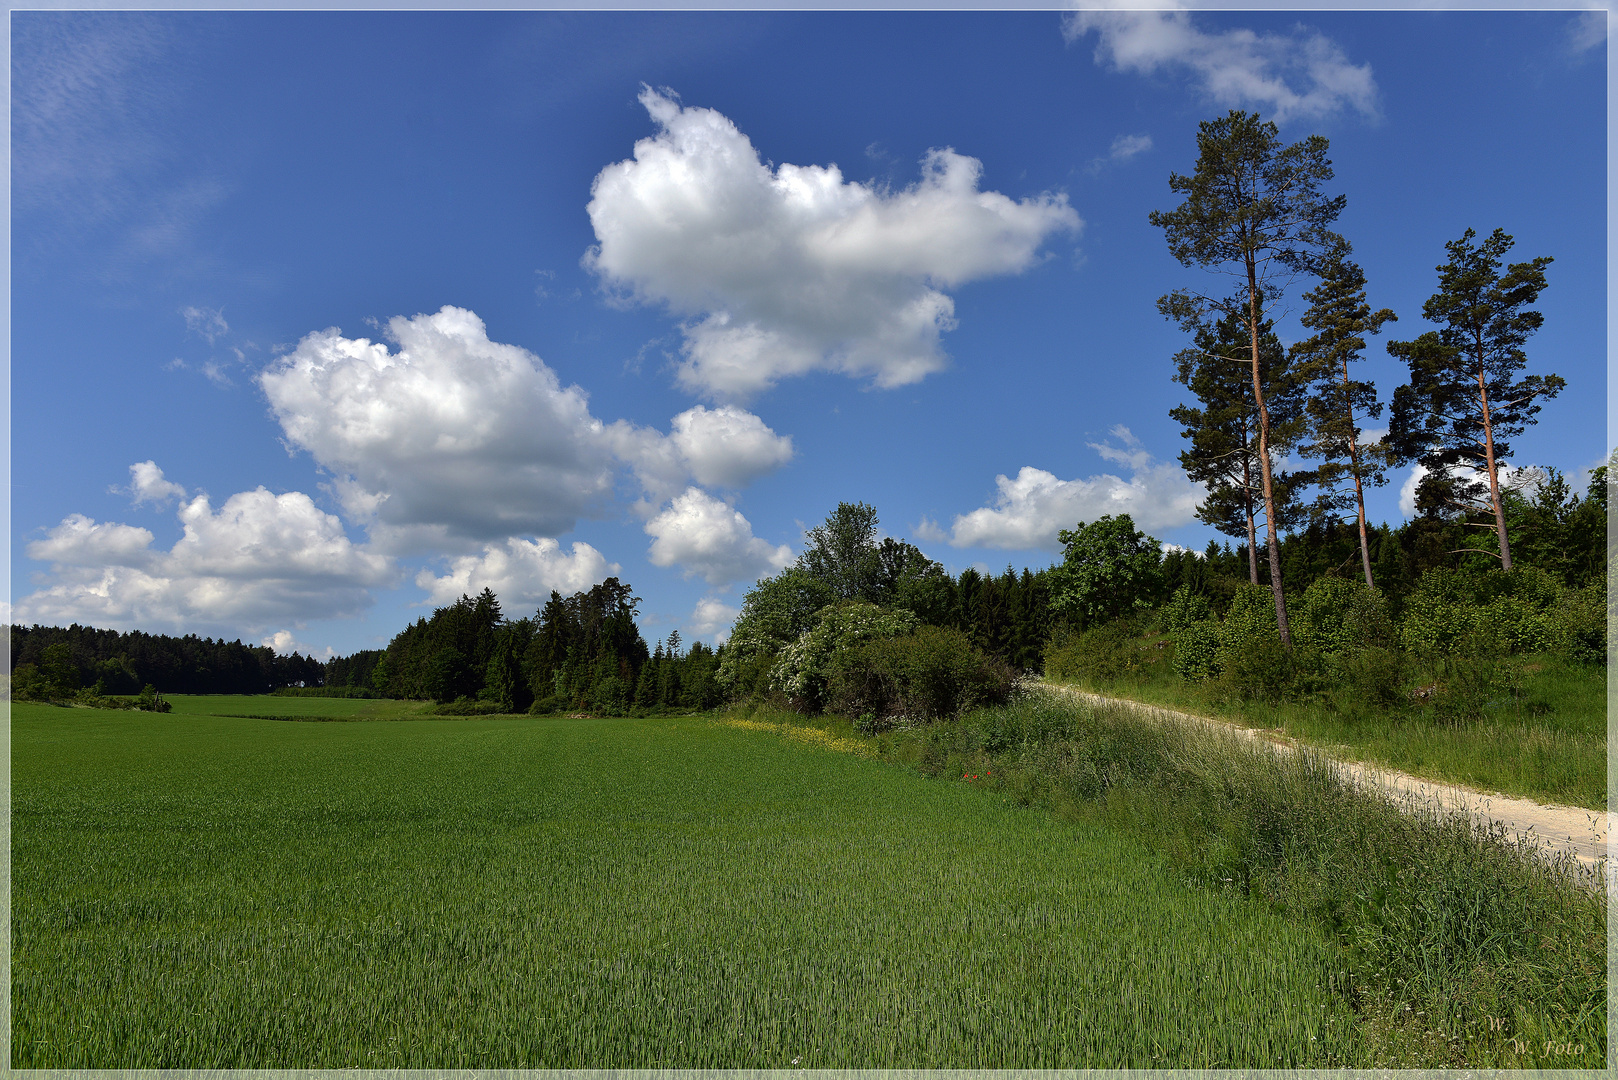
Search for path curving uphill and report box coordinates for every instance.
[1046,682,1610,874]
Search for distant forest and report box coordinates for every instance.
[8,625,325,696]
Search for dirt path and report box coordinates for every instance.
[1047,683,1610,873]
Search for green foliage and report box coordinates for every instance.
[825,625,1014,728]
[1386,228,1561,566]
[1292,577,1392,655]
[10,623,326,696]
[769,601,918,712]
[1215,584,1305,702]
[716,567,837,695]
[1162,584,1212,631]
[1332,646,1406,712]
[1169,298,1312,551]
[1050,514,1163,628]
[1291,246,1397,578]
[1171,620,1223,683]
[1043,618,1158,686]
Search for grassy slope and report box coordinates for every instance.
[1050,650,1607,811]
[14,700,1358,1068]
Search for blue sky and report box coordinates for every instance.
[8,6,1608,659]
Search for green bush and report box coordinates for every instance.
[431,697,511,716]
[1398,566,1605,665]
[1215,585,1312,702]
[1161,584,1212,632]
[1293,577,1393,655]
[1171,619,1222,682]
[769,602,918,712]
[1399,583,1483,659]
[1332,646,1406,712]
[1043,617,1148,685]
[1427,651,1523,727]
[825,625,1013,725]
[1546,580,1605,665]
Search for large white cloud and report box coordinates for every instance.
[16,484,395,633]
[415,537,620,609]
[259,305,619,552]
[1064,8,1378,124]
[644,487,793,586]
[260,305,794,551]
[609,403,794,509]
[924,427,1203,551]
[585,87,1080,400]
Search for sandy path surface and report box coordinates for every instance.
[1048,684,1610,874]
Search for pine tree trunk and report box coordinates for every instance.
[1476,345,1513,570]
[1247,274,1292,646]
[1342,358,1376,589]
[1242,451,1260,585]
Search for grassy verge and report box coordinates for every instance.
[1050,642,1606,810]
[758,688,1604,1067]
[16,699,1364,1068]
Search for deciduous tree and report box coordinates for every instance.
[1049,515,1163,628]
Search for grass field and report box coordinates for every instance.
[1049,651,1607,811]
[11,696,1369,1068]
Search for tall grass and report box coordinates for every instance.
[1050,633,1606,810]
[16,700,1361,1068]
[849,685,1606,1067]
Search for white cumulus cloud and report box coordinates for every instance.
[686,595,741,644]
[585,86,1080,400]
[122,459,187,506]
[16,485,395,634]
[259,305,619,553]
[934,427,1203,550]
[644,487,793,586]
[609,403,794,509]
[1064,7,1378,124]
[415,537,620,609]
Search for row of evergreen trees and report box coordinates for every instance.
[322,580,721,715]
[8,624,326,696]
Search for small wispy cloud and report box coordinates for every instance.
[182,305,228,344]
[1064,6,1378,124]
[1088,133,1153,175]
[1567,10,1607,55]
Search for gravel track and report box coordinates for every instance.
[1046,683,1610,875]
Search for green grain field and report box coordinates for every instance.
[13,698,1362,1068]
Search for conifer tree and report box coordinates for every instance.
[1292,245,1397,587]
[1152,110,1346,646]
[1170,298,1311,585]
[1386,228,1560,570]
